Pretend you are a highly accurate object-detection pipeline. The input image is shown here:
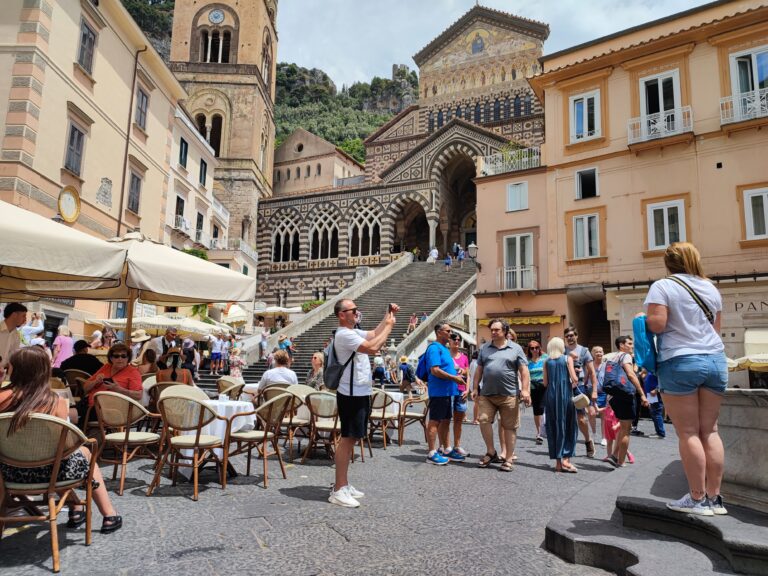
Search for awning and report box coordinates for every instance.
[479,315,562,326]
[744,328,768,356]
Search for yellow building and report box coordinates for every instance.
[475,0,768,359]
[0,0,187,338]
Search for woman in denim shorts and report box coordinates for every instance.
[643,242,728,517]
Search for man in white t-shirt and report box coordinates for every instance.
[210,333,223,375]
[329,298,399,508]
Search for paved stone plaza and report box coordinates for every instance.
[1,409,680,576]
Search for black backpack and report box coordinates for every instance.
[324,337,355,392]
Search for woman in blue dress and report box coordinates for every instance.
[543,337,579,473]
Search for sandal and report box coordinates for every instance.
[67,509,87,529]
[562,465,578,474]
[478,452,497,468]
[498,460,514,472]
[586,440,595,458]
[100,515,123,534]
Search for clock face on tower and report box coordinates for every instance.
[208,9,224,24]
[58,186,81,223]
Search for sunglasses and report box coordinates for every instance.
[342,307,358,314]
[110,354,129,359]
[529,346,540,350]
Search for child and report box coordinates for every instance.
[643,370,666,439]
[602,405,620,460]
[444,253,452,271]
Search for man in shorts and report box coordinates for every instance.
[329,299,399,508]
[425,322,466,465]
[472,318,530,471]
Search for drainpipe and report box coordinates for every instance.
[116,45,147,237]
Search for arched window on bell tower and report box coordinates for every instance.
[195,114,207,139]
[262,29,273,98]
[210,114,223,157]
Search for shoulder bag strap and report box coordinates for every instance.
[666,276,714,324]
[334,336,356,394]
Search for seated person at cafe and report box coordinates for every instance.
[83,343,142,407]
[0,346,123,534]
[60,340,104,376]
[155,348,194,385]
[257,350,297,391]
[137,348,158,375]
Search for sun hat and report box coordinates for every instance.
[400,355,408,363]
[131,329,151,343]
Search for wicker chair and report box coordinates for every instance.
[49,377,67,390]
[263,388,307,461]
[147,391,226,501]
[223,393,293,488]
[397,394,429,446]
[62,368,90,396]
[301,392,341,463]
[368,389,398,450]
[140,371,157,383]
[0,413,97,573]
[220,383,245,401]
[216,376,242,394]
[93,392,160,495]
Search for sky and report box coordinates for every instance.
[276,0,711,88]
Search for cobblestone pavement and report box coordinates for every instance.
[1,406,679,575]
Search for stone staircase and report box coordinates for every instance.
[196,261,476,392]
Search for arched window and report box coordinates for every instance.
[309,206,340,260]
[504,97,511,119]
[210,114,223,157]
[221,31,231,63]
[493,99,501,121]
[349,203,380,257]
[195,114,207,138]
[524,94,532,115]
[514,95,521,117]
[286,169,290,181]
[306,165,310,177]
[484,101,490,123]
[437,110,443,128]
[259,132,267,170]
[428,112,434,132]
[262,30,273,97]
[446,108,452,123]
[271,214,300,262]
[200,30,209,62]
[275,170,280,182]
[512,69,517,80]
[501,68,506,82]
[474,103,481,123]
[210,31,221,63]
[316,163,321,176]
[295,167,300,179]
[455,106,462,119]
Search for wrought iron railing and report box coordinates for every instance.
[497,266,537,291]
[479,147,541,176]
[720,88,768,125]
[627,106,693,144]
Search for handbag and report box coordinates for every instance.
[572,392,590,410]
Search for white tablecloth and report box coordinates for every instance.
[179,399,255,478]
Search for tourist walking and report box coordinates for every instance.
[592,345,607,446]
[449,333,469,455]
[563,325,598,458]
[642,242,727,516]
[527,340,547,444]
[51,325,74,369]
[424,322,465,465]
[542,337,578,472]
[642,369,666,439]
[472,318,530,471]
[329,299,398,508]
[209,332,223,375]
[227,347,246,382]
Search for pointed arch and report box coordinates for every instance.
[346,198,383,257]
[269,207,302,263]
[307,203,342,260]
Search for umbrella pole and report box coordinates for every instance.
[125,290,136,347]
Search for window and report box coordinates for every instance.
[64,123,85,175]
[639,70,682,139]
[286,168,290,180]
[647,199,685,250]
[275,170,280,182]
[271,214,300,262]
[437,110,443,128]
[729,45,768,121]
[349,202,380,257]
[474,103,481,123]
[745,187,768,240]
[514,95,521,117]
[196,212,204,231]
[576,168,598,199]
[569,90,600,142]
[484,101,490,122]
[524,94,532,115]
[199,159,207,185]
[502,233,534,290]
[210,115,223,157]
[506,182,528,212]
[316,163,321,176]
[573,214,599,258]
[295,167,300,179]
[135,88,148,130]
[175,196,185,218]
[428,112,434,132]
[77,20,97,74]
[127,172,142,213]
[242,264,249,276]
[212,224,219,239]
[309,206,340,260]
[178,138,188,168]
[305,165,310,178]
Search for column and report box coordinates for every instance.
[427,218,438,250]
[206,33,213,63]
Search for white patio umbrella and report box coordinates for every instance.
[14,232,255,343]
[224,303,249,325]
[0,200,126,297]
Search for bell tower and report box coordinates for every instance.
[170,1,277,253]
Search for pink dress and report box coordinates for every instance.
[52,335,74,368]
[453,352,469,392]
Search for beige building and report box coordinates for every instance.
[0,0,187,338]
[273,128,365,197]
[475,0,768,359]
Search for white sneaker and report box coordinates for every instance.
[344,485,365,499]
[329,487,360,508]
[667,493,713,516]
[600,438,607,446]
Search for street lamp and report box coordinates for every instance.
[467,242,478,260]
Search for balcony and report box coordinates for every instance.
[212,197,230,225]
[479,147,541,176]
[194,229,210,248]
[173,215,192,236]
[209,237,224,250]
[497,266,537,291]
[228,238,258,263]
[720,88,768,126]
[627,106,693,146]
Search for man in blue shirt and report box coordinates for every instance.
[425,321,465,465]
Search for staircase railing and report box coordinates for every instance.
[393,272,477,361]
[241,253,414,362]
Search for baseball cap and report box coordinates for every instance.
[73,339,90,352]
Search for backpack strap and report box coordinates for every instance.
[666,275,714,325]
[333,337,356,394]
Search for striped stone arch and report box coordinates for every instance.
[383,190,431,221]
[345,197,385,258]
[305,201,343,261]
[267,206,303,263]
[427,140,485,181]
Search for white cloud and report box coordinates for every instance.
[276,0,708,87]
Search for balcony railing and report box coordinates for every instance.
[480,147,541,176]
[720,88,768,125]
[497,266,537,291]
[212,197,230,224]
[209,237,225,250]
[194,229,209,248]
[173,215,191,234]
[627,106,693,144]
[334,175,366,187]
[228,238,258,262]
